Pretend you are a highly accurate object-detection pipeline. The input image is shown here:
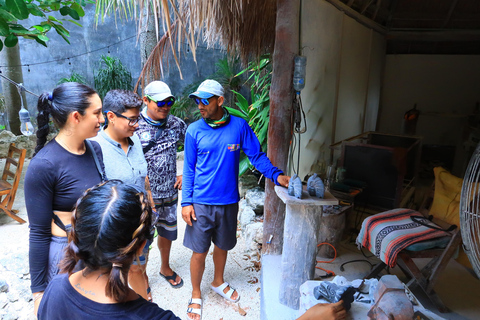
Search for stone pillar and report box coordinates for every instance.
[274,186,338,309]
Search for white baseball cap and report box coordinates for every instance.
[144,81,174,101]
[189,79,224,99]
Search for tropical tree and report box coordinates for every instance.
[0,0,87,51]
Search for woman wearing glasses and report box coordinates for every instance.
[90,89,153,301]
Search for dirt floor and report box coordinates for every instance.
[0,159,262,320]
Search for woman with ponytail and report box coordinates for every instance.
[37,180,180,320]
[24,82,106,315]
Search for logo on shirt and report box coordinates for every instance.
[227,144,240,152]
[140,132,151,141]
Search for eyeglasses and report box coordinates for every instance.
[193,97,215,105]
[147,96,175,108]
[111,111,139,126]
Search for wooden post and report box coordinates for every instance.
[263,0,299,255]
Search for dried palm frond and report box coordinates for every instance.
[96,0,277,86]
[134,21,179,92]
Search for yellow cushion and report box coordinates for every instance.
[431,167,471,268]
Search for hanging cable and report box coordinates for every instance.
[0,73,39,97]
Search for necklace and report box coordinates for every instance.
[56,137,86,155]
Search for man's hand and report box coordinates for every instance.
[277,174,290,188]
[182,205,196,226]
[174,175,183,190]
[298,301,346,320]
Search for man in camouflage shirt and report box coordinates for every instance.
[136,81,187,288]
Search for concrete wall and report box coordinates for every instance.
[295,0,386,179]
[2,5,226,117]
[378,55,480,175]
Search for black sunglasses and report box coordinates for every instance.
[147,96,176,108]
[111,111,139,126]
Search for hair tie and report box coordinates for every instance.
[48,92,53,101]
[112,262,123,268]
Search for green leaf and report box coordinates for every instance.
[59,6,71,16]
[0,8,18,21]
[34,36,47,47]
[49,2,60,11]
[27,3,45,17]
[239,156,253,176]
[68,9,79,20]
[37,34,48,42]
[67,19,82,27]
[4,34,18,47]
[225,107,248,120]
[5,0,29,20]
[47,15,61,23]
[70,3,85,17]
[0,17,9,36]
[52,23,70,44]
[33,25,45,32]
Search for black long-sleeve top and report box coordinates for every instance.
[24,139,104,292]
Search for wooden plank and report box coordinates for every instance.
[324,0,387,34]
[387,29,480,42]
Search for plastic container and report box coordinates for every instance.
[293,55,307,92]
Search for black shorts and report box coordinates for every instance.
[183,203,239,253]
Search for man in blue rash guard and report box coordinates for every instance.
[181,79,290,319]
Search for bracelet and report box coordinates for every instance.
[33,292,44,302]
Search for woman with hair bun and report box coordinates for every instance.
[38,180,180,320]
[24,82,106,315]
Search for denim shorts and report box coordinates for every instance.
[183,203,239,253]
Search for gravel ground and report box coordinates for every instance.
[0,159,261,320]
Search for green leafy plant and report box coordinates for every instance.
[225,53,272,176]
[0,0,90,51]
[57,71,87,85]
[94,55,132,99]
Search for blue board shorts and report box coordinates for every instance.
[183,203,239,253]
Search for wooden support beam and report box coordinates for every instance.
[347,0,355,7]
[324,0,386,34]
[263,0,299,255]
[443,0,459,28]
[385,0,399,29]
[387,29,480,42]
[361,0,375,15]
[373,0,382,20]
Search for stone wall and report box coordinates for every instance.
[0,131,37,159]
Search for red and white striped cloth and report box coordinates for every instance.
[356,208,449,268]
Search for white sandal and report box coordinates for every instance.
[187,298,202,320]
[211,282,240,303]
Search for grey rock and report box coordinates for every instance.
[245,222,263,254]
[176,151,184,161]
[0,278,8,293]
[0,293,8,308]
[245,187,265,215]
[239,173,261,198]
[239,206,256,233]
